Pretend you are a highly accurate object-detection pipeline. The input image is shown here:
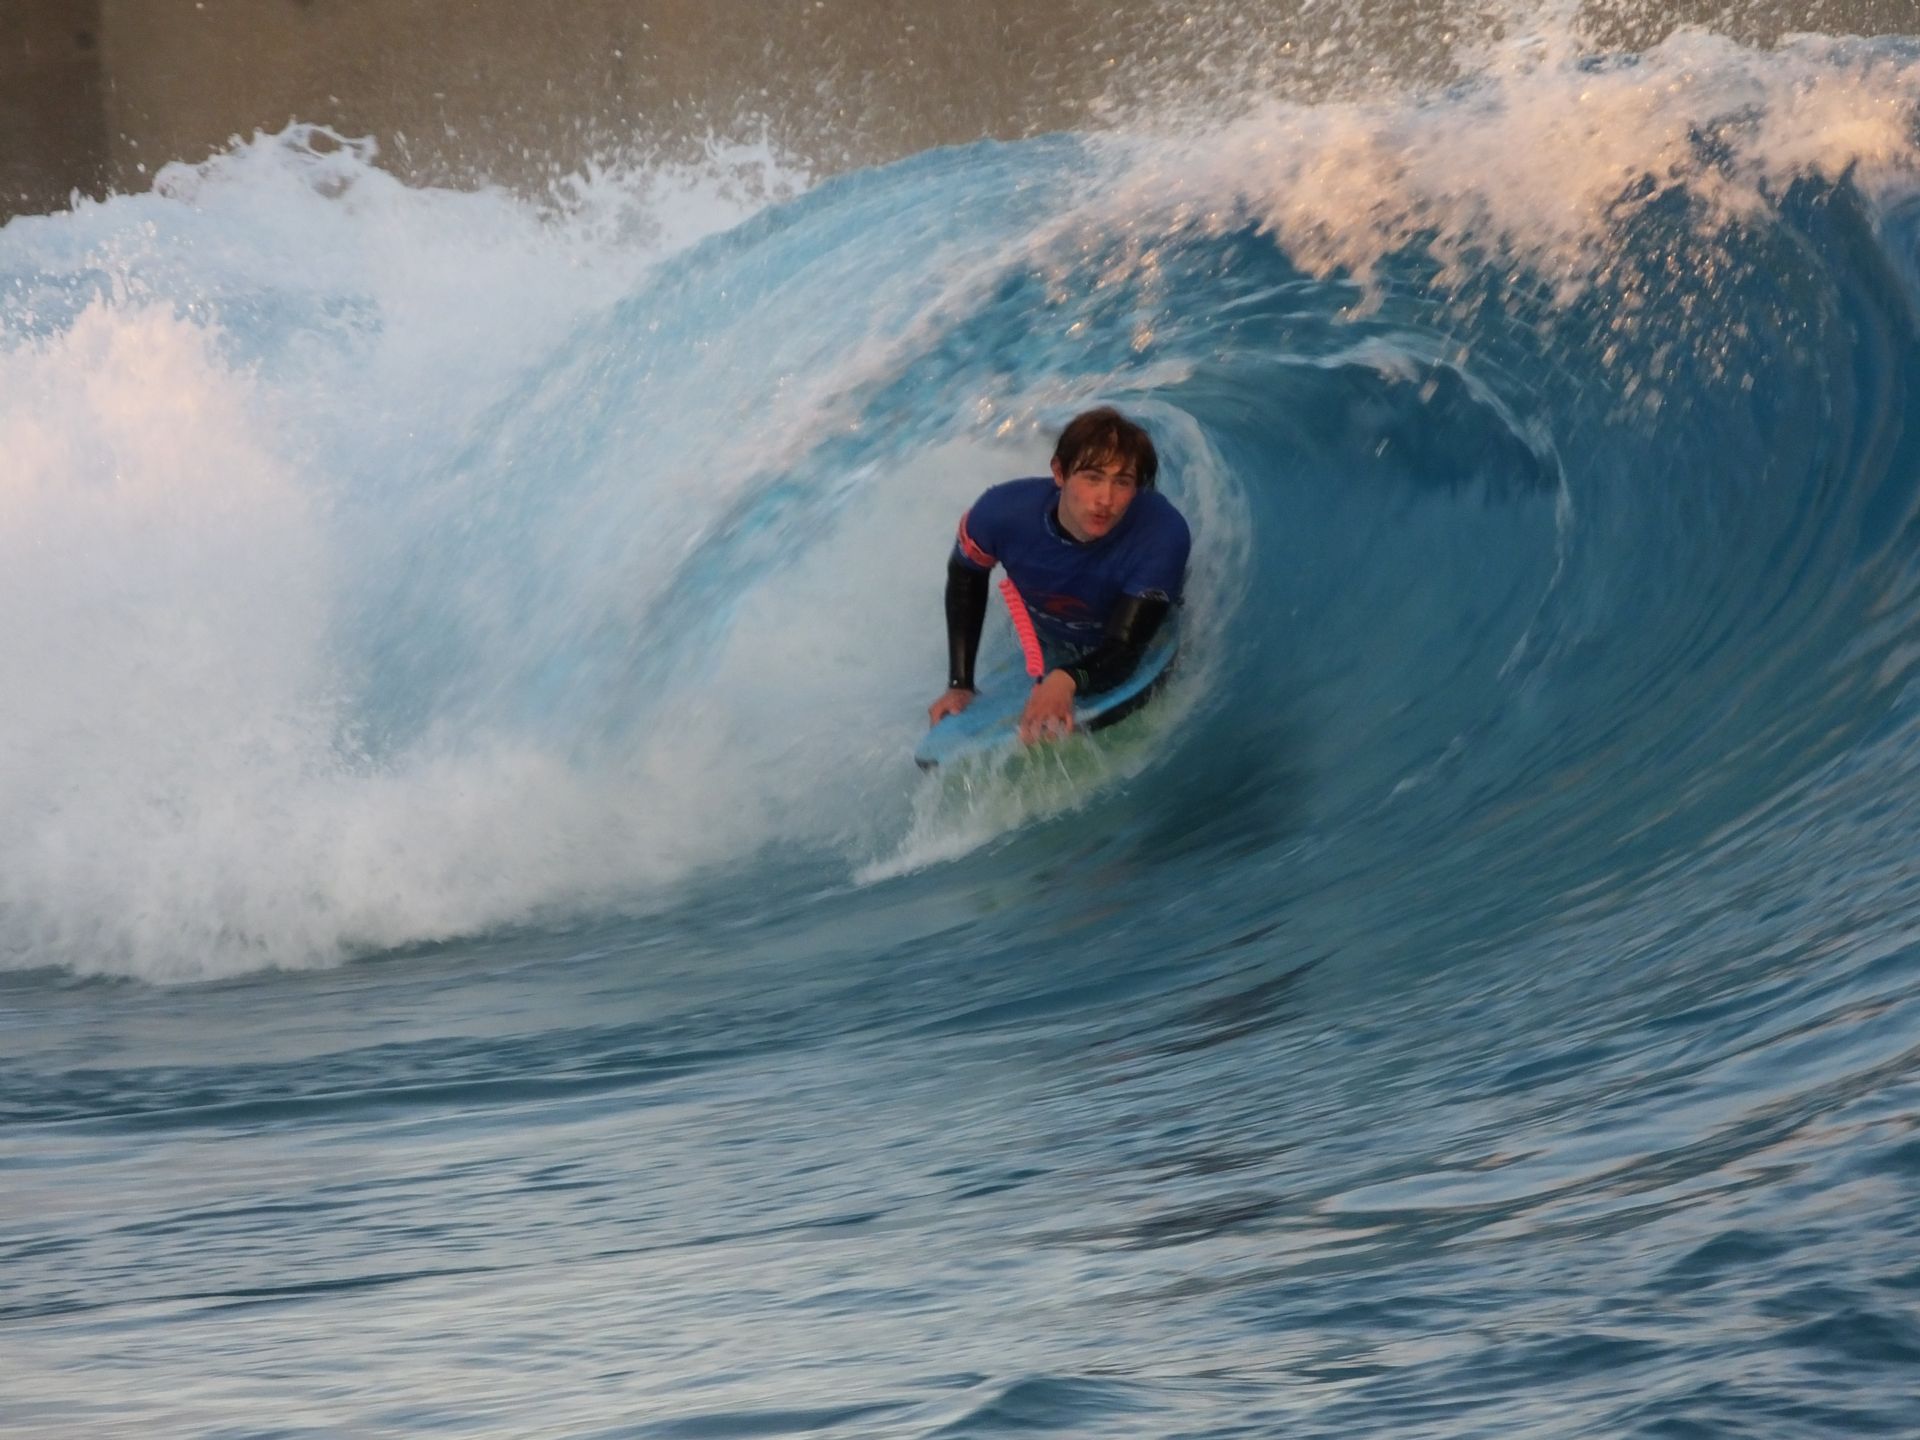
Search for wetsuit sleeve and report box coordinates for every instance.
[945,491,1005,690]
[945,557,991,690]
[1062,593,1172,695]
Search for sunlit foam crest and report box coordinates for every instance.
[1088,24,1919,296]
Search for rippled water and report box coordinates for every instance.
[4,20,1920,1438]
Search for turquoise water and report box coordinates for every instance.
[4,24,1920,1437]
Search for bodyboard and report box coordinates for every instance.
[914,630,1177,770]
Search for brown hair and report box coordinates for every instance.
[1051,406,1159,490]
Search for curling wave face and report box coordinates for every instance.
[2,31,1917,982]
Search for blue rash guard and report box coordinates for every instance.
[948,476,1191,691]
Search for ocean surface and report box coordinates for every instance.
[4,18,1920,1437]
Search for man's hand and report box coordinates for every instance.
[1018,670,1078,745]
[928,687,976,727]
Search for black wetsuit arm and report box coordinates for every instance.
[945,558,991,690]
[1061,593,1172,695]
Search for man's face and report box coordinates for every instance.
[1051,452,1140,543]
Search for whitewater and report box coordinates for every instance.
[4,15,1920,1437]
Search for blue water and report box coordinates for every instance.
[5,24,1920,1437]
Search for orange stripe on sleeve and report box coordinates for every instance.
[956,511,995,569]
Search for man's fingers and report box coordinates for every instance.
[930,690,973,727]
[1018,708,1072,745]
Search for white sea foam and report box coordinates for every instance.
[0,128,821,980]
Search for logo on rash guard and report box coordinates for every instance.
[1041,595,1093,616]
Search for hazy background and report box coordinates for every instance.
[3,0,1914,223]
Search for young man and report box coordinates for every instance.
[930,406,1191,745]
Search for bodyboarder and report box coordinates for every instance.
[929,406,1191,745]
